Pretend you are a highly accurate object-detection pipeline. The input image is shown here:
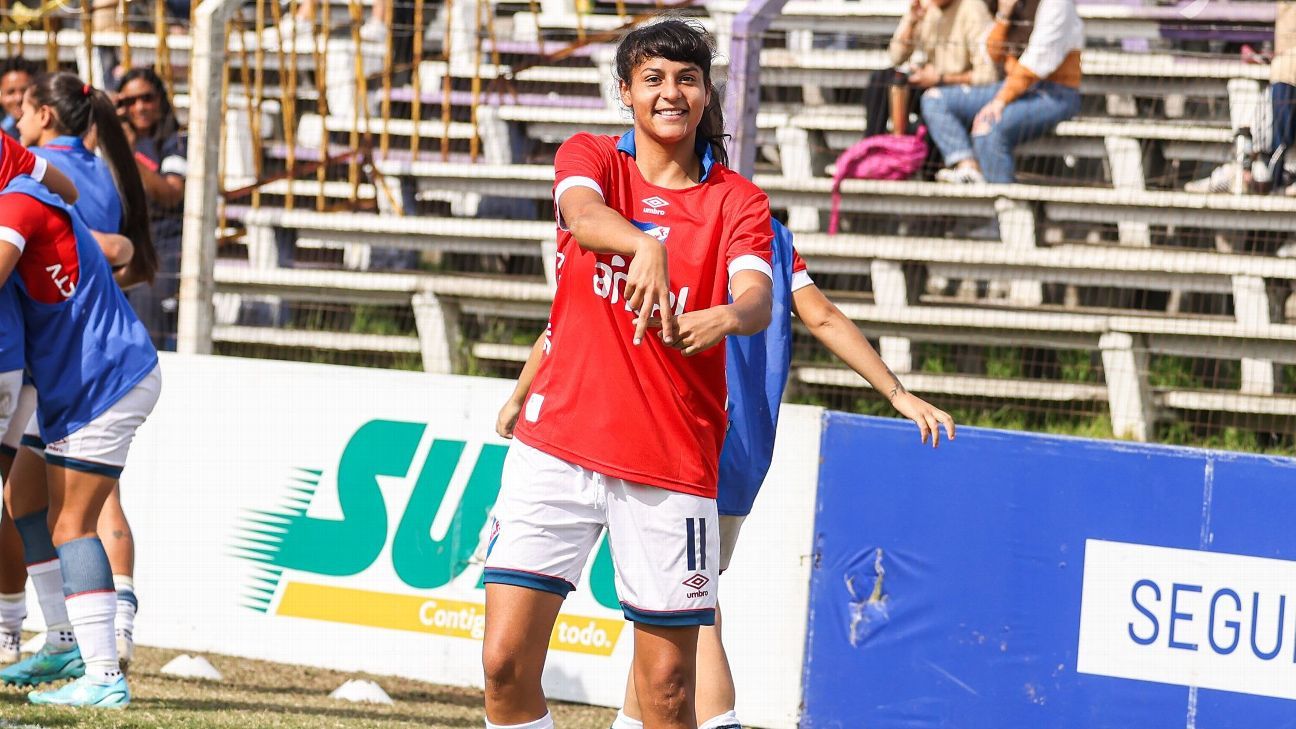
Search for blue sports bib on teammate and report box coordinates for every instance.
[0,281,21,372]
[718,219,796,517]
[5,174,157,443]
[32,137,123,234]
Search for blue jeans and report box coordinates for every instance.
[920,81,1081,183]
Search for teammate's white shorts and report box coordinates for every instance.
[484,439,720,627]
[35,365,162,479]
[718,515,746,573]
[0,369,21,457]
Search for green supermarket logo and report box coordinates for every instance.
[231,419,626,655]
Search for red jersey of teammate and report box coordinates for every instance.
[0,192,81,303]
[513,131,774,498]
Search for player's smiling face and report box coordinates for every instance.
[620,57,710,148]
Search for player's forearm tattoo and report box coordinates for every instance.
[885,367,906,401]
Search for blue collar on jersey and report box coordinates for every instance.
[616,129,715,182]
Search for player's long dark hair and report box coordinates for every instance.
[615,19,729,168]
[29,71,156,284]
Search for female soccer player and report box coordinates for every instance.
[481,19,774,729]
[0,139,158,708]
[499,220,956,729]
[0,71,155,676]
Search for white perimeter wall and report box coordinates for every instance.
[40,354,820,728]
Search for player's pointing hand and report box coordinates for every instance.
[624,234,676,346]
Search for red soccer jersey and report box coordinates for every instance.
[513,132,774,498]
[0,193,79,303]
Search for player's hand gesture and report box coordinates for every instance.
[496,397,522,439]
[890,391,956,447]
[656,305,736,357]
[624,235,676,346]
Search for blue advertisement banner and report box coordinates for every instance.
[803,413,1296,729]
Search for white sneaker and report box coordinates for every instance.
[1184,162,1236,193]
[359,19,388,44]
[261,16,314,46]
[115,629,133,674]
[935,166,985,184]
[0,631,20,665]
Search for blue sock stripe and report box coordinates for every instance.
[116,588,138,609]
[14,509,57,564]
[55,537,114,597]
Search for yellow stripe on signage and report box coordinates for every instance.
[276,581,625,656]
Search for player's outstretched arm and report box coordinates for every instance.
[560,186,676,346]
[792,283,955,447]
[496,333,545,439]
[661,269,773,356]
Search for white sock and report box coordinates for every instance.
[699,710,741,729]
[611,710,644,729]
[485,711,554,729]
[113,575,136,638]
[27,561,75,650]
[0,592,26,634]
[64,591,120,684]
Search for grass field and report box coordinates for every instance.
[0,645,612,728]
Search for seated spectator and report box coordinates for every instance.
[1188,2,1296,194]
[0,57,35,139]
[920,0,1083,185]
[866,0,997,138]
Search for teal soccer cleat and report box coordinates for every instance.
[0,644,84,687]
[28,674,129,708]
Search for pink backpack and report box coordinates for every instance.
[828,126,928,235]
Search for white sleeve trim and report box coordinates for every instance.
[728,254,774,284]
[553,176,604,231]
[0,226,26,253]
[160,155,188,177]
[791,268,814,292]
[29,156,46,183]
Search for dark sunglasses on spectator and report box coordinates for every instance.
[116,92,158,109]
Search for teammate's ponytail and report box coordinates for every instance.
[28,72,156,284]
[615,19,729,167]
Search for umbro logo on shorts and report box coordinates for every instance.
[682,573,710,590]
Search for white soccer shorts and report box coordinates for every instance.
[718,515,746,573]
[38,365,162,478]
[483,439,720,626]
[0,369,21,456]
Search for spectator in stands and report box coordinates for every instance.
[264,0,391,44]
[117,67,186,350]
[0,58,36,140]
[1189,2,1296,194]
[867,0,997,137]
[1270,3,1296,192]
[920,0,1083,185]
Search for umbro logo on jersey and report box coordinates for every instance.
[642,196,669,216]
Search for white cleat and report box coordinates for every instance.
[0,630,20,665]
[116,629,134,674]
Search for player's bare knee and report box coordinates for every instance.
[637,661,691,720]
[481,645,534,695]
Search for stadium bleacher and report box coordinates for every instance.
[71,0,1290,448]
